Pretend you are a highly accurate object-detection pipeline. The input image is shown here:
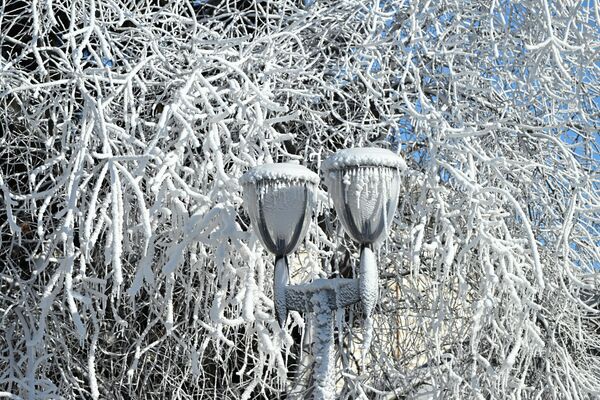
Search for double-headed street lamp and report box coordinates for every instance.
[240,148,406,400]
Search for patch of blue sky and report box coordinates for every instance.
[81,48,113,68]
[394,28,413,54]
[438,166,451,183]
[569,242,581,268]
[380,17,395,38]
[437,65,451,76]
[413,97,424,114]
[514,213,523,225]
[495,0,528,33]
[421,74,439,104]
[582,1,600,36]
[522,67,542,90]
[581,0,596,9]
[82,48,92,61]
[502,80,518,95]
[426,22,439,40]
[422,74,435,86]
[386,117,414,151]
[386,116,430,165]
[583,96,599,119]
[569,242,600,271]
[410,146,429,165]
[438,11,454,25]
[561,129,598,166]
[552,65,598,146]
[370,59,381,73]
[560,129,583,145]
[464,18,481,30]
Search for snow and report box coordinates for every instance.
[240,162,320,185]
[321,147,407,172]
[309,291,336,400]
[285,278,361,312]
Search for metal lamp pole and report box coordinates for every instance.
[240,148,406,400]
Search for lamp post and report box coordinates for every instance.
[240,148,406,400]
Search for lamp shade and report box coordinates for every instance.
[322,148,405,246]
[240,163,319,256]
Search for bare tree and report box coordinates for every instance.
[1,0,599,398]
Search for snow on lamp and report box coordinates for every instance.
[240,163,319,327]
[322,148,405,349]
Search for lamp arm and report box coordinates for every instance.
[359,245,378,354]
[274,255,289,327]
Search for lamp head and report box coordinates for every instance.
[240,163,319,256]
[322,148,405,246]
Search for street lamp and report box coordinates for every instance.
[240,162,320,327]
[322,147,405,351]
[240,148,406,400]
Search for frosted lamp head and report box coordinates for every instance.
[240,163,319,256]
[322,148,405,245]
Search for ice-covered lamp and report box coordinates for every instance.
[240,163,319,327]
[322,148,405,331]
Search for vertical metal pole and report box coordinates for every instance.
[310,291,336,400]
[286,278,361,399]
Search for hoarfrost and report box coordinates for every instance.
[359,246,378,355]
[321,147,407,172]
[240,162,320,185]
[1,0,599,399]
